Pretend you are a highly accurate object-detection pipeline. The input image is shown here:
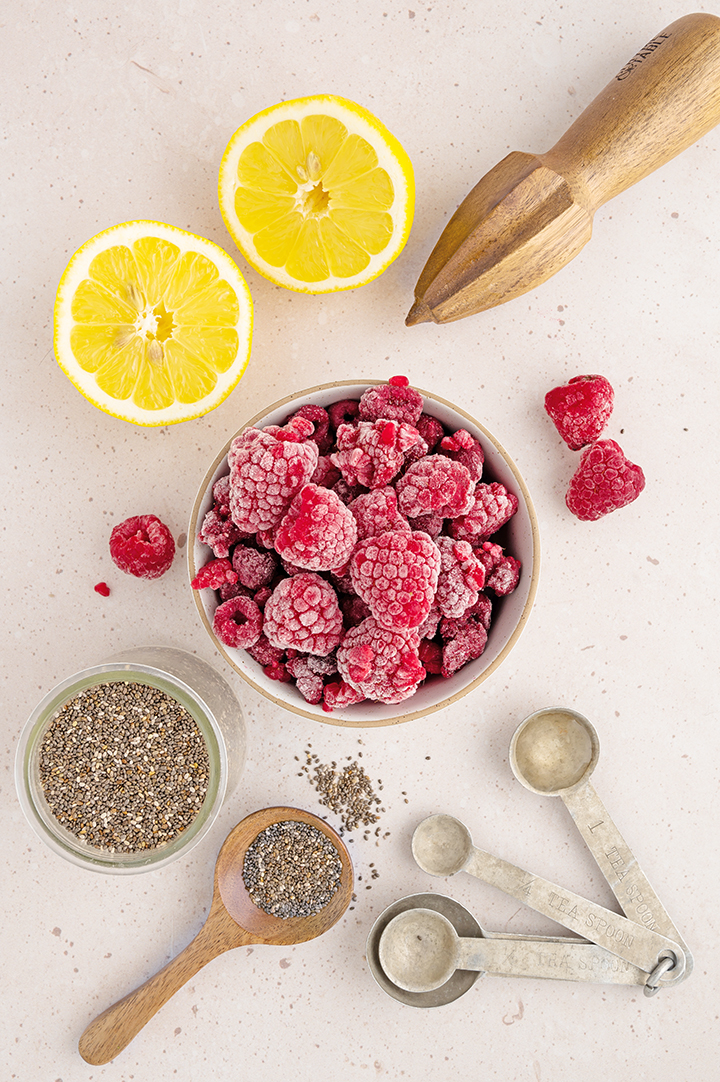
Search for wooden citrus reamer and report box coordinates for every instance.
[406,12,720,326]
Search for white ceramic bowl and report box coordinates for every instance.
[189,381,540,727]
[15,647,246,873]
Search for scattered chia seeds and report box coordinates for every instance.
[242,820,342,919]
[38,680,210,854]
[300,744,382,835]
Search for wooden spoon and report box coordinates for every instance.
[406,12,720,325]
[78,807,353,1065]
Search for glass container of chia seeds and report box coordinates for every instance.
[15,646,246,874]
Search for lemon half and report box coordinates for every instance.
[54,220,253,426]
[218,95,414,294]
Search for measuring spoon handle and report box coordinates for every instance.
[463,845,684,976]
[561,780,692,976]
[79,901,249,1064]
[456,935,648,985]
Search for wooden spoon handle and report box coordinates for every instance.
[79,904,248,1065]
[543,13,720,207]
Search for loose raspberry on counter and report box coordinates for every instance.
[434,536,487,618]
[439,428,485,481]
[450,482,519,544]
[350,529,441,631]
[566,439,645,520]
[545,374,615,450]
[274,484,358,571]
[109,514,175,580]
[94,582,111,597]
[396,455,475,519]
[191,557,239,590]
[336,617,425,704]
[228,422,319,533]
[231,544,277,589]
[358,376,424,426]
[331,419,426,489]
[349,487,410,541]
[263,573,344,656]
[212,595,263,650]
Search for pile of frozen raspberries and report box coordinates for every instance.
[192,377,521,709]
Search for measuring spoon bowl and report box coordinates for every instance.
[510,707,692,988]
[411,813,686,979]
[379,907,652,993]
[79,807,353,1064]
[510,706,599,795]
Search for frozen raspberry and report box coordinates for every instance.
[439,429,485,481]
[191,557,239,591]
[213,595,263,650]
[246,633,285,668]
[109,515,175,580]
[287,403,333,454]
[255,528,276,549]
[231,544,277,589]
[94,582,110,597]
[434,536,487,618]
[331,419,426,489]
[260,415,316,442]
[418,605,442,640]
[415,414,446,453]
[359,376,424,426]
[263,659,293,682]
[263,574,343,656]
[274,484,358,571]
[566,439,645,521]
[219,580,250,601]
[336,617,425,704]
[396,455,475,519]
[228,422,319,533]
[332,478,364,505]
[306,652,338,676]
[407,513,444,539]
[311,456,342,489]
[339,593,372,627]
[545,375,615,450]
[350,530,441,631]
[328,398,360,431]
[465,591,493,629]
[198,475,250,559]
[473,542,521,595]
[285,656,325,705]
[418,639,443,675]
[450,483,519,544]
[323,679,366,710]
[253,585,272,609]
[349,487,409,541]
[439,615,488,677]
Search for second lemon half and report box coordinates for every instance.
[218,95,415,293]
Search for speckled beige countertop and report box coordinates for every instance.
[3,1,720,1079]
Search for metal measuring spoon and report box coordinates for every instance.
[378,907,650,993]
[509,707,692,991]
[366,892,635,1008]
[412,813,686,980]
[79,807,353,1064]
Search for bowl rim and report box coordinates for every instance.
[188,379,541,727]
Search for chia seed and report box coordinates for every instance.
[38,680,209,854]
[242,820,342,919]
